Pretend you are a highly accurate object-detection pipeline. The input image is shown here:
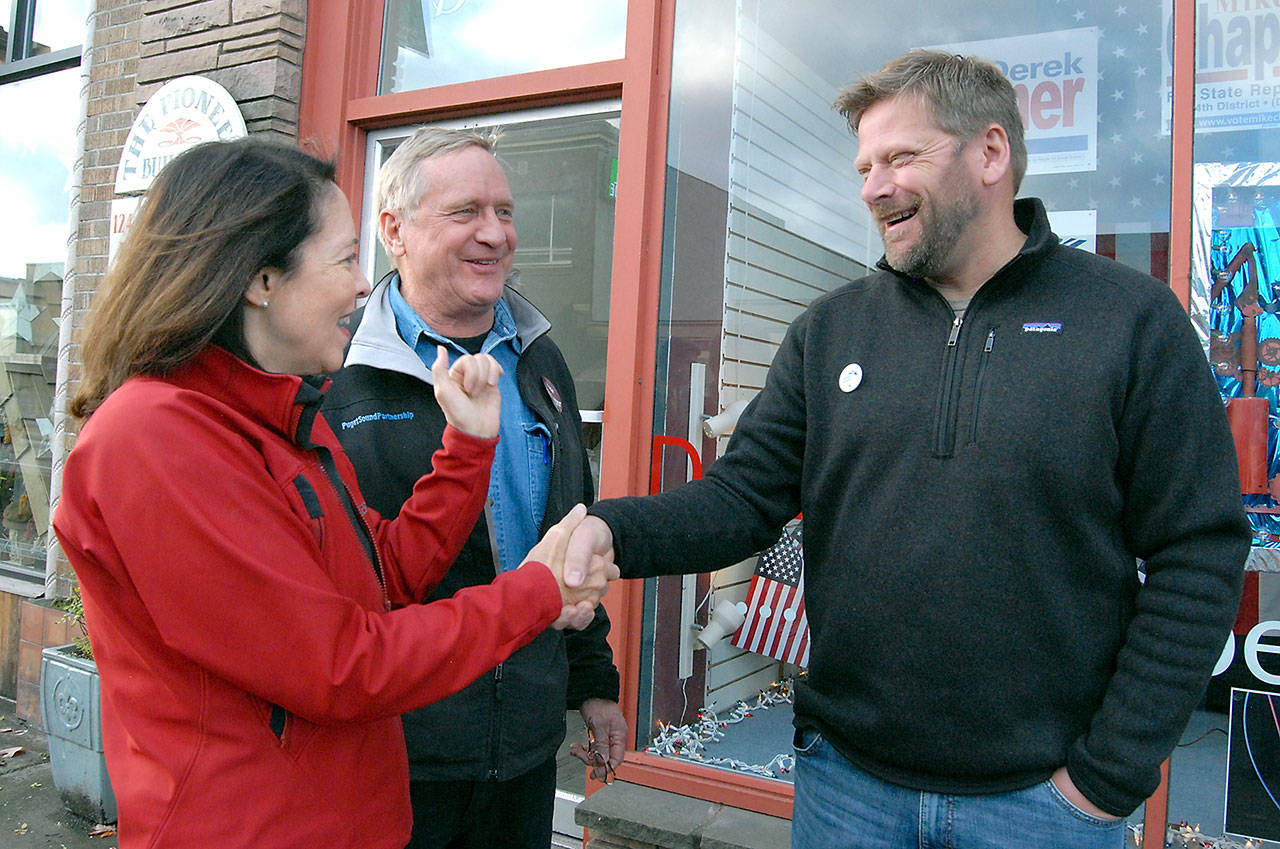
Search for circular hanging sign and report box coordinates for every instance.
[110,76,246,264]
[113,75,247,196]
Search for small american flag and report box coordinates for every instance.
[731,524,809,667]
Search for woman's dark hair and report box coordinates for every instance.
[71,138,337,419]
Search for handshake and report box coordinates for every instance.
[519,504,619,630]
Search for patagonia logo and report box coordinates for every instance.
[340,411,414,430]
[1022,322,1062,333]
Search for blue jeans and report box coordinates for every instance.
[792,729,1126,849]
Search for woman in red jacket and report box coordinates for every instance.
[51,138,613,848]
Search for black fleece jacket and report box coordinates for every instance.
[590,198,1248,816]
[323,278,619,783]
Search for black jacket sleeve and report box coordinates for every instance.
[590,312,810,578]
[1065,283,1249,814]
[564,604,620,708]
[530,337,622,708]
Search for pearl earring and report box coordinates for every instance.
[261,300,269,308]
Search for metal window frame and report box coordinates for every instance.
[0,44,80,83]
[2,0,82,83]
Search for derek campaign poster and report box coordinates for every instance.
[934,29,1099,176]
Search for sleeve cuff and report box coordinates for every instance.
[440,423,500,458]
[499,559,563,627]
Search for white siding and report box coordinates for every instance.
[705,12,872,706]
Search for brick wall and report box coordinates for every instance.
[67,0,144,487]
[136,0,304,140]
[21,0,308,725]
[16,599,81,726]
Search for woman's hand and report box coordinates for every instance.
[521,504,619,629]
[431,345,502,438]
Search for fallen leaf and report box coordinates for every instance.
[14,822,28,834]
[0,746,25,761]
[29,781,41,788]
[88,824,116,837]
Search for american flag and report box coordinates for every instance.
[731,524,809,667]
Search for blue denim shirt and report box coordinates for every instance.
[389,283,549,572]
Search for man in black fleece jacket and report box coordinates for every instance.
[567,50,1249,848]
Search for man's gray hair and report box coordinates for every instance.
[374,126,502,257]
[834,49,1027,193]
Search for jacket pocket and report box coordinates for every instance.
[249,694,319,762]
[793,727,824,756]
[966,328,997,447]
[292,474,326,549]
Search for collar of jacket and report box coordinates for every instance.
[873,196,1057,291]
[168,345,330,447]
[343,270,552,384]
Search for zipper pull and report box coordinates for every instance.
[984,329,995,352]
[947,316,963,346]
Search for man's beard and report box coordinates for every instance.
[883,189,978,281]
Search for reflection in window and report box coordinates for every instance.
[379,0,627,94]
[32,0,86,56]
[0,66,77,582]
[1,1,11,60]
[4,0,85,63]
[0,265,58,578]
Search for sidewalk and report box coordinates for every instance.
[0,702,116,849]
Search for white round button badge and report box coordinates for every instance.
[839,363,863,393]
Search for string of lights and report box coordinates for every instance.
[1128,820,1274,849]
[646,678,797,779]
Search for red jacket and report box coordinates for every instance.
[52,346,563,848]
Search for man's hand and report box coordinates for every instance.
[1050,767,1120,821]
[520,505,619,629]
[431,345,502,438]
[572,698,627,783]
[563,514,615,588]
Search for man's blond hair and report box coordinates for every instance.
[374,126,502,260]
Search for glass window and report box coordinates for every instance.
[644,0,1177,804]
[0,65,78,585]
[1190,2,1280,845]
[31,0,85,55]
[378,0,627,94]
[4,0,84,64]
[1,1,12,60]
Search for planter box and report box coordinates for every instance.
[40,645,117,823]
